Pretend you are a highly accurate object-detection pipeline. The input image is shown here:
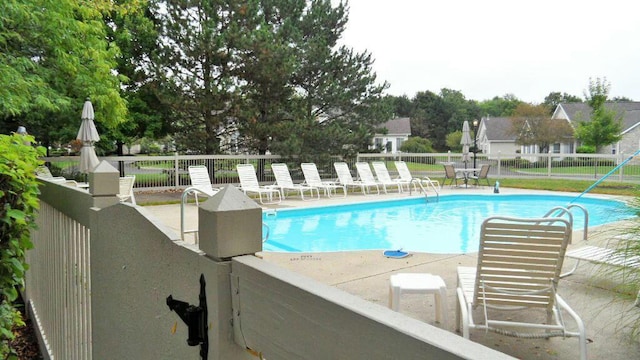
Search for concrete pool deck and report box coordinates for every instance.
[140,185,640,359]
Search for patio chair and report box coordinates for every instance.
[301,163,347,198]
[394,160,441,192]
[443,163,464,187]
[187,165,221,205]
[271,163,319,200]
[236,164,282,204]
[468,164,491,186]
[334,162,379,195]
[456,216,586,360]
[117,175,137,205]
[371,161,409,193]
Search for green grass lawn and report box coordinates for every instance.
[396,161,639,197]
[476,178,639,197]
[517,165,640,175]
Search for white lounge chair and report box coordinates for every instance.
[301,163,346,198]
[36,165,80,187]
[456,216,586,360]
[117,175,137,205]
[187,165,221,205]
[562,236,640,306]
[563,246,640,278]
[356,162,397,194]
[236,164,282,204]
[334,162,379,195]
[394,160,441,192]
[271,163,319,200]
[371,161,409,193]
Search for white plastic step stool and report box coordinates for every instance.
[389,273,448,328]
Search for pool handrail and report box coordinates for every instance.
[542,204,589,242]
[180,186,208,242]
[409,178,439,202]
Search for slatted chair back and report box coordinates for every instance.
[473,216,572,312]
[271,163,296,188]
[334,162,356,185]
[118,176,136,205]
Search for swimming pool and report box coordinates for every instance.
[262,194,636,253]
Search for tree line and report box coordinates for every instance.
[0,1,629,159]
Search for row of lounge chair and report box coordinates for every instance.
[262,161,441,200]
[185,161,443,205]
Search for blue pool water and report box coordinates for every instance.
[262,194,636,253]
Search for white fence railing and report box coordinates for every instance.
[26,189,92,359]
[42,152,640,192]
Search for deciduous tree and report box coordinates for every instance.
[0,0,128,152]
[478,94,522,117]
[508,103,573,153]
[543,92,582,114]
[575,78,622,152]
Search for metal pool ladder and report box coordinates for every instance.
[409,178,439,202]
[542,204,589,242]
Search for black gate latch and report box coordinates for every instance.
[167,274,209,359]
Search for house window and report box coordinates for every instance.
[396,138,404,151]
[374,138,383,148]
[552,143,560,153]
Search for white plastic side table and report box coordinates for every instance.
[389,273,448,328]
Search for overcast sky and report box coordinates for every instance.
[336,0,640,103]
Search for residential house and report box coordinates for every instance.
[476,116,520,158]
[371,117,411,153]
[552,102,640,155]
[477,102,640,158]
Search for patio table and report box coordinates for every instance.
[454,168,480,188]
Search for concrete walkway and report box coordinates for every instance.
[141,185,640,359]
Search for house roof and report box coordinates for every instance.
[555,102,640,132]
[481,116,514,141]
[377,117,411,136]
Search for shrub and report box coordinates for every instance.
[399,137,434,153]
[0,134,44,357]
[577,145,596,154]
[500,158,530,168]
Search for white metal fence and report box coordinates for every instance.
[42,152,640,192]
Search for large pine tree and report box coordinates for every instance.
[153,0,390,157]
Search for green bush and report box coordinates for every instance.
[0,134,44,358]
[500,158,530,168]
[577,145,596,153]
[399,137,434,153]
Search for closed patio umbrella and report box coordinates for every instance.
[77,99,100,174]
[460,120,472,168]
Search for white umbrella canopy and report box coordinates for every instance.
[77,99,100,142]
[77,99,100,173]
[460,120,472,167]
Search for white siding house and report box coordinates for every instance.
[371,117,411,154]
[476,116,520,158]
